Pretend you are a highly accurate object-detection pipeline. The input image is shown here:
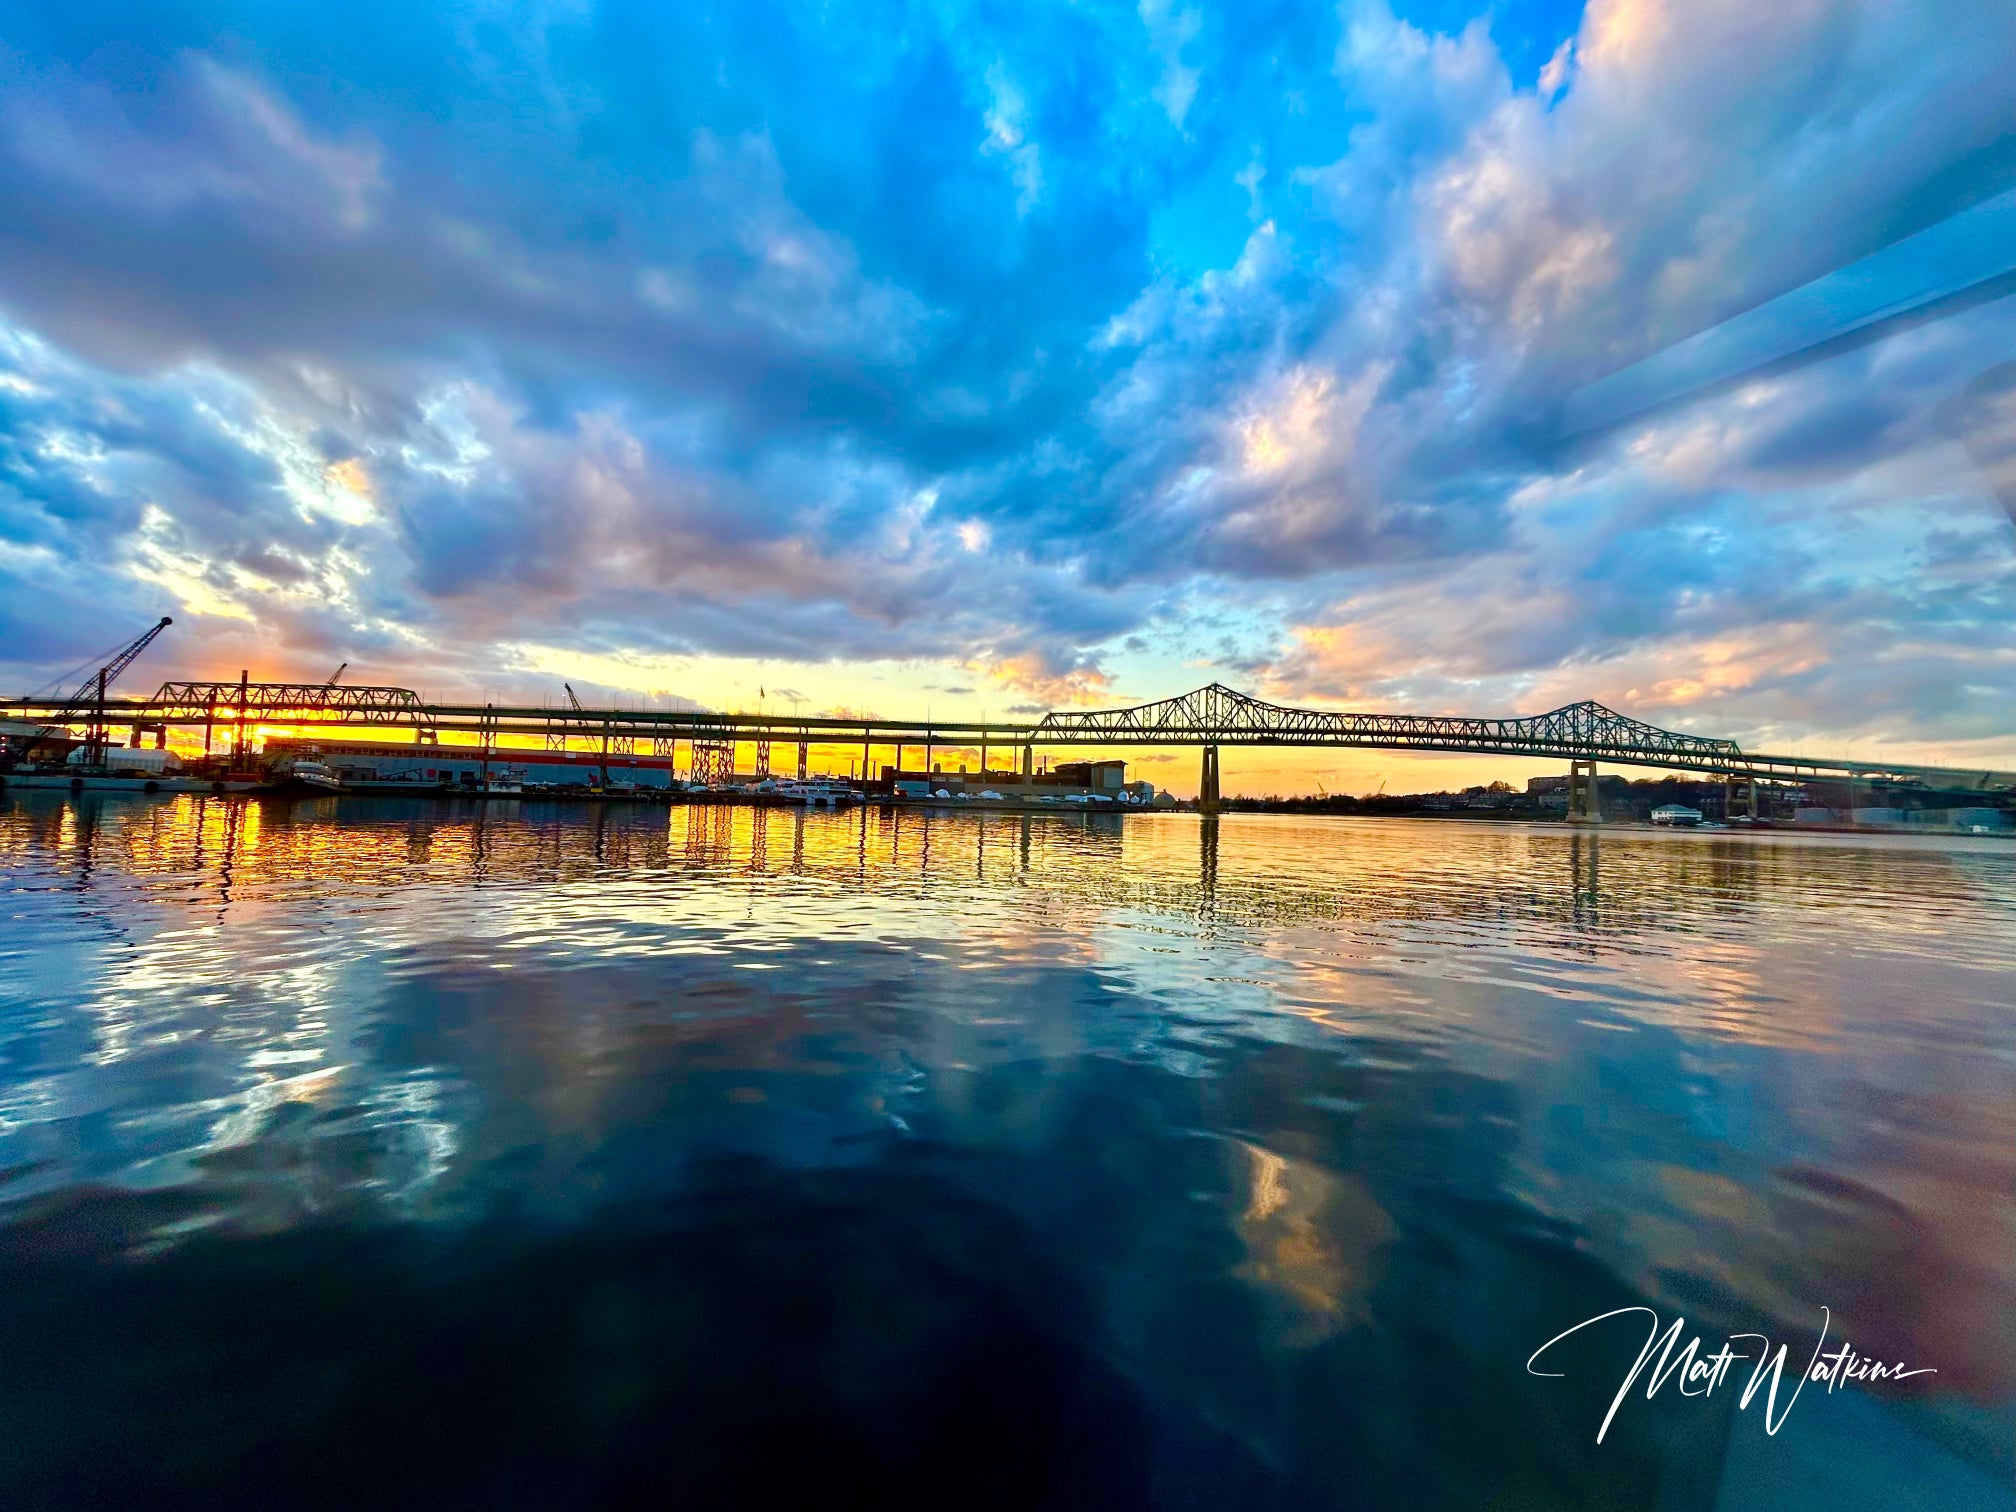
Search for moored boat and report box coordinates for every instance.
[272,758,345,792]
[775,779,861,806]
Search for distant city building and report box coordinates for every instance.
[1527,774,1602,812]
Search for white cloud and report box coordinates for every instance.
[1139,0,1203,128]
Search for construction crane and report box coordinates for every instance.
[563,683,609,785]
[325,662,348,688]
[35,616,173,767]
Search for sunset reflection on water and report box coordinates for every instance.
[1,792,2011,1508]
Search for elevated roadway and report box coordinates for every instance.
[7,679,2011,805]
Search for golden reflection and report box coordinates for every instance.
[4,789,2011,1116]
[6,796,2011,1006]
[1234,1140,1396,1347]
[208,1064,347,1150]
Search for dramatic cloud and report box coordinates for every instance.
[0,0,2012,756]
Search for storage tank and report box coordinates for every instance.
[66,745,180,774]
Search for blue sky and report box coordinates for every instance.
[3,0,2015,786]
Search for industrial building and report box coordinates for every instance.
[245,740,1162,801]
[878,758,1155,802]
[261,737,682,788]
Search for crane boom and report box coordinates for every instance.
[565,683,585,711]
[42,616,173,729]
[38,616,173,763]
[44,617,174,723]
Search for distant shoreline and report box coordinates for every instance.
[4,777,2007,837]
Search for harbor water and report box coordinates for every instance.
[1,793,2011,1509]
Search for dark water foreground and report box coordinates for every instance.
[0,794,2011,1510]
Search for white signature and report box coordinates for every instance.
[1527,1306,1936,1442]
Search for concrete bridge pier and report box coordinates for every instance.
[1724,771,1767,823]
[1022,744,1033,778]
[1565,759,1601,823]
[797,740,808,781]
[1199,744,1222,814]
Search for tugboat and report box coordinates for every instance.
[272,757,344,793]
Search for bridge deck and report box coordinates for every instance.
[5,681,2011,790]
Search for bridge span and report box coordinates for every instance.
[8,677,2012,813]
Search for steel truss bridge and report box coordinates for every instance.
[7,678,2012,803]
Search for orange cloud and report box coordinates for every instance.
[967,654,1112,708]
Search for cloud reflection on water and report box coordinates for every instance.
[0,792,2011,1504]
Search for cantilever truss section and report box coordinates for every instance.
[1038,683,1747,767]
[150,681,429,724]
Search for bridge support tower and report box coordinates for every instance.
[1566,759,1601,823]
[1199,744,1222,814]
[690,738,734,788]
[1724,771,1767,824]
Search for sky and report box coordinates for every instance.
[3,0,2016,797]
